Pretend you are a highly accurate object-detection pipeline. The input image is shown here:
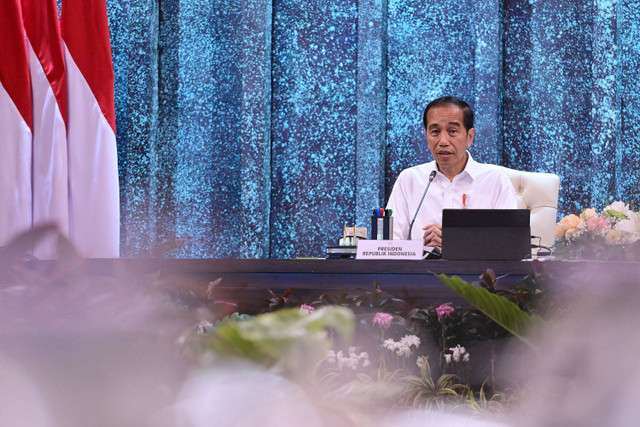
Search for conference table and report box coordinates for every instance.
[72,257,636,313]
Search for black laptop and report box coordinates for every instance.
[441,209,531,260]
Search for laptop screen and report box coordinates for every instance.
[441,209,531,260]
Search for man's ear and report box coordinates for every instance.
[466,128,475,147]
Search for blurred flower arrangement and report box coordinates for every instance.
[554,201,640,260]
[0,225,610,425]
[182,268,552,422]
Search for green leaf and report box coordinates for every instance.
[606,209,628,220]
[434,273,540,348]
[210,306,355,378]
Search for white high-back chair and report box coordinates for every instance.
[486,165,560,251]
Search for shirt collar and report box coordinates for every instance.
[461,152,481,180]
[434,151,479,181]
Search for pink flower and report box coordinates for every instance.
[373,312,393,329]
[586,216,609,236]
[436,304,454,321]
[300,304,315,314]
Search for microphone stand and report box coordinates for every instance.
[408,170,437,239]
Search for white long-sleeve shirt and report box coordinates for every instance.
[386,153,517,240]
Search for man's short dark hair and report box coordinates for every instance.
[423,96,474,131]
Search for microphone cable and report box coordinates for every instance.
[531,235,553,257]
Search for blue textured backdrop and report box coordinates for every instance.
[102,0,640,258]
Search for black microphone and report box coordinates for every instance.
[408,170,437,239]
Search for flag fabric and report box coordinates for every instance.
[0,0,33,246]
[61,0,120,257]
[22,0,70,258]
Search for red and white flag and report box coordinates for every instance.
[22,0,70,258]
[0,0,33,246]
[61,0,120,257]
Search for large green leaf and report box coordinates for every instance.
[210,306,355,378]
[435,273,540,348]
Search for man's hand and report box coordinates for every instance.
[422,224,442,248]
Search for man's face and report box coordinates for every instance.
[425,104,475,178]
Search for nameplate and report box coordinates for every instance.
[356,240,423,260]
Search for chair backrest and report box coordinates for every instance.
[485,165,560,250]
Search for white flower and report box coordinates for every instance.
[399,336,420,357]
[396,345,412,358]
[566,219,588,240]
[605,229,622,245]
[383,335,421,358]
[329,348,370,370]
[383,339,397,350]
[416,356,427,367]
[400,335,421,348]
[360,352,371,368]
[605,201,631,216]
[446,345,470,364]
[347,355,359,370]
[616,211,640,244]
[604,202,631,223]
[449,346,460,362]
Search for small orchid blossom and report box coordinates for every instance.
[445,345,470,364]
[373,312,393,329]
[383,335,421,358]
[436,304,454,321]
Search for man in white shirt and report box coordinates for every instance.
[386,96,517,248]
